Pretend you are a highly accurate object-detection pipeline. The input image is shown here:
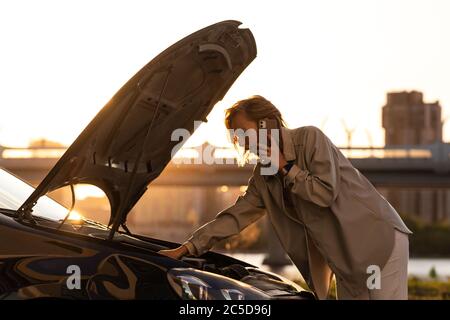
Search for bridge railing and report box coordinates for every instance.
[0,146,67,159]
[1,143,449,172]
[339,146,432,159]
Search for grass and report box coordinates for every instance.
[408,277,450,300]
[293,277,450,300]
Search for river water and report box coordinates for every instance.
[228,253,450,281]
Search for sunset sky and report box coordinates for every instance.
[0,0,449,149]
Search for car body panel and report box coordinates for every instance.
[19,20,257,228]
[0,21,314,300]
[0,209,314,300]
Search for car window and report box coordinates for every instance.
[0,168,67,221]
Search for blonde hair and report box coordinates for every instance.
[225,95,286,129]
[225,95,286,166]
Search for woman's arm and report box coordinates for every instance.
[158,174,265,259]
[284,126,340,207]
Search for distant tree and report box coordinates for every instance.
[429,266,438,279]
[401,214,450,257]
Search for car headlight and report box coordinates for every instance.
[167,268,270,300]
[245,267,305,292]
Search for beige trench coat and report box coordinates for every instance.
[183,126,412,299]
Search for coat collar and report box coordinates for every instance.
[281,127,296,162]
[260,127,296,181]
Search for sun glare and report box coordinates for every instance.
[67,210,83,221]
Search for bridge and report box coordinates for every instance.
[1,143,449,267]
[1,143,450,188]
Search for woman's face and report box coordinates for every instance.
[230,111,258,153]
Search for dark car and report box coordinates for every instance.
[0,20,314,300]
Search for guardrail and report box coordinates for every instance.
[1,142,450,172]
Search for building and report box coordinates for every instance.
[382,90,442,145]
[381,90,449,222]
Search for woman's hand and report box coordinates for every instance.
[158,245,189,260]
[260,132,287,170]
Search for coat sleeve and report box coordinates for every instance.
[183,174,265,256]
[284,126,340,207]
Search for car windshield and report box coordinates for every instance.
[0,168,68,221]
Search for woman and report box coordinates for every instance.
[158,95,412,300]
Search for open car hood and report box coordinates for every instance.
[19,20,257,233]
